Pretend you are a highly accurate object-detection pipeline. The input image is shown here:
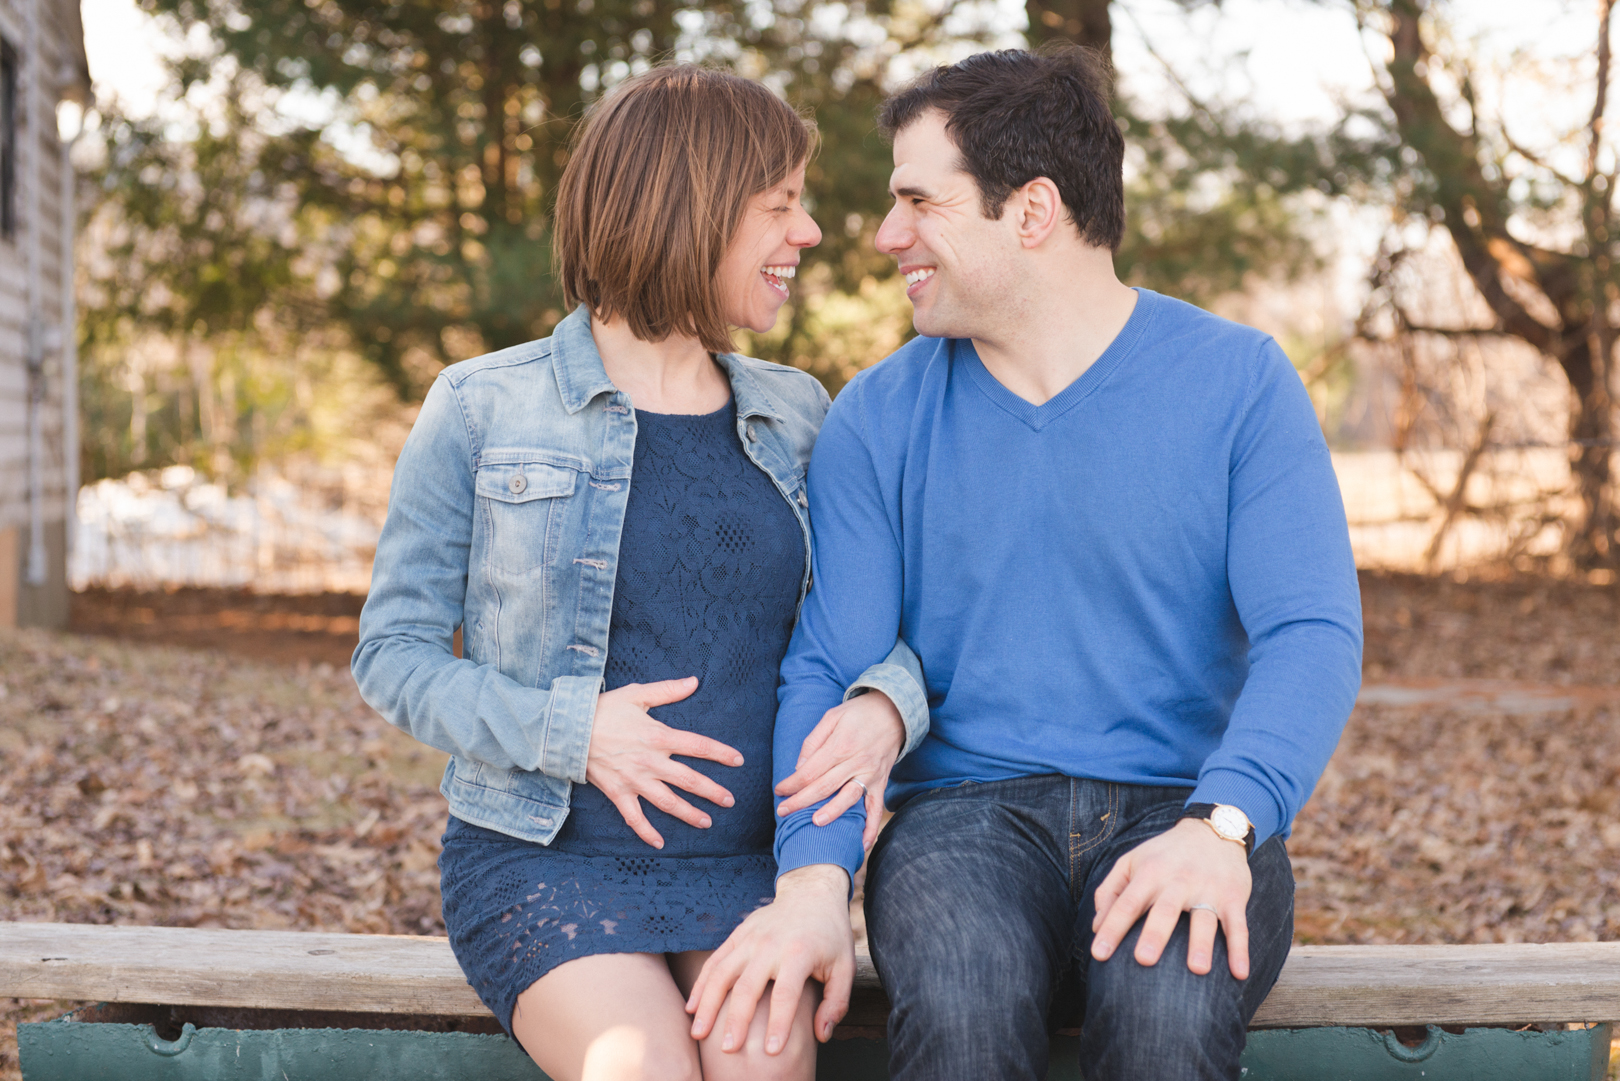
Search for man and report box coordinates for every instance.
[687,47,1362,1080]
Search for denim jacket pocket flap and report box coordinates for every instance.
[476,461,579,504]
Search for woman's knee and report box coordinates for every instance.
[698,981,817,1081]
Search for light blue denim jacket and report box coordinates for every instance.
[353,306,930,845]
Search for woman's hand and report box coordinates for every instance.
[773,690,903,850]
[587,677,745,849]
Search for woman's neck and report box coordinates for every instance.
[590,313,732,415]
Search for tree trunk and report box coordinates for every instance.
[1025,0,1112,62]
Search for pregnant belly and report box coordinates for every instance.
[551,702,775,859]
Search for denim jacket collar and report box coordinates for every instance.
[551,305,784,423]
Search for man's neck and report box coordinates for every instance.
[970,250,1139,407]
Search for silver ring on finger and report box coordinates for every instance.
[1189,903,1219,914]
[851,777,869,797]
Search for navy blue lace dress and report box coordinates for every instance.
[438,400,804,1036]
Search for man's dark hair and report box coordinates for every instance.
[878,47,1125,251]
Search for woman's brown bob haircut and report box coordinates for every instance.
[554,66,817,354]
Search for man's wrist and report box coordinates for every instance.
[776,863,851,900]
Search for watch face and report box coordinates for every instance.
[1210,805,1249,840]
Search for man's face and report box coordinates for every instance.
[875,110,1019,340]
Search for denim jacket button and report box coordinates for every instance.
[508,473,528,494]
[796,490,808,508]
[745,424,758,442]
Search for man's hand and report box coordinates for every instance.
[774,691,903,849]
[686,864,854,1054]
[586,677,744,849]
[1090,818,1252,979]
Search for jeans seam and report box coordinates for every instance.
[1068,783,1119,900]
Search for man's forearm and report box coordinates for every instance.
[776,863,851,902]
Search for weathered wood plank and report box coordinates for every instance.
[0,924,489,1017]
[5,924,1620,1028]
[1247,942,1620,1027]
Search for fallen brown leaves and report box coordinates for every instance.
[2,570,1618,1080]
[0,627,449,1081]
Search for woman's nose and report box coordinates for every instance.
[791,207,822,248]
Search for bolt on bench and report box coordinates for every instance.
[3,922,1614,1079]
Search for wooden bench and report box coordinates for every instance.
[4,922,1618,1078]
[6,922,1620,1028]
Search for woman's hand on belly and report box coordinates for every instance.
[774,690,904,850]
[587,677,745,849]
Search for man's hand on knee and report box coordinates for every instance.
[686,864,854,1054]
[1089,818,1253,980]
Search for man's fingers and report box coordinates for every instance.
[810,779,864,826]
[628,676,700,708]
[1223,904,1251,980]
[663,728,745,768]
[659,760,735,810]
[689,947,746,1039]
[814,950,854,1042]
[763,963,812,1055]
[1186,906,1220,976]
[721,964,774,1053]
[1090,859,1131,933]
[1092,880,1151,962]
[1131,896,1185,968]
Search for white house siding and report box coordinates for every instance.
[0,0,87,627]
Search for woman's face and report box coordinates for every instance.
[716,163,822,334]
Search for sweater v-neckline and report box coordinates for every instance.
[960,288,1155,431]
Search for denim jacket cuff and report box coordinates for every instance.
[539,675,601,785]
[844,663,930,759]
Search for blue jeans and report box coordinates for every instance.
[864,775,1294,1081]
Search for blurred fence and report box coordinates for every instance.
[71,464,386,594]
[66,449,1604,595]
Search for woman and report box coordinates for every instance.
[352,66,928,1081]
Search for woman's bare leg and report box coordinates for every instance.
[511,952,702,1081]
[668,949,818,1081]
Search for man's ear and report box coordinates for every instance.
[1012,176,1066,249]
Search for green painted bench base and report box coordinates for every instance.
[19,1005,1612,1080]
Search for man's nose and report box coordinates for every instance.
[875,205,912,255]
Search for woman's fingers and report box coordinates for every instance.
[625,676,700,708]
[661,728,745,768]
[659,759,735,809]
[810,779,864,826]
[776,758,861,815]
[793,705,841,770]
[609,791,665,849]
[862,782,883,850]
[641,779,712,830]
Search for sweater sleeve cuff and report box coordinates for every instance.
[845,663,931,759]
[539,675,601,785]
[774,812,865,897]
[1189,769,1285,846]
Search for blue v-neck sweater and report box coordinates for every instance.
[773,289,1363,882]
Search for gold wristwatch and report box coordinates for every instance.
[1179,803,1255,856]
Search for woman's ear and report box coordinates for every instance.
[1013,176,1066,249]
